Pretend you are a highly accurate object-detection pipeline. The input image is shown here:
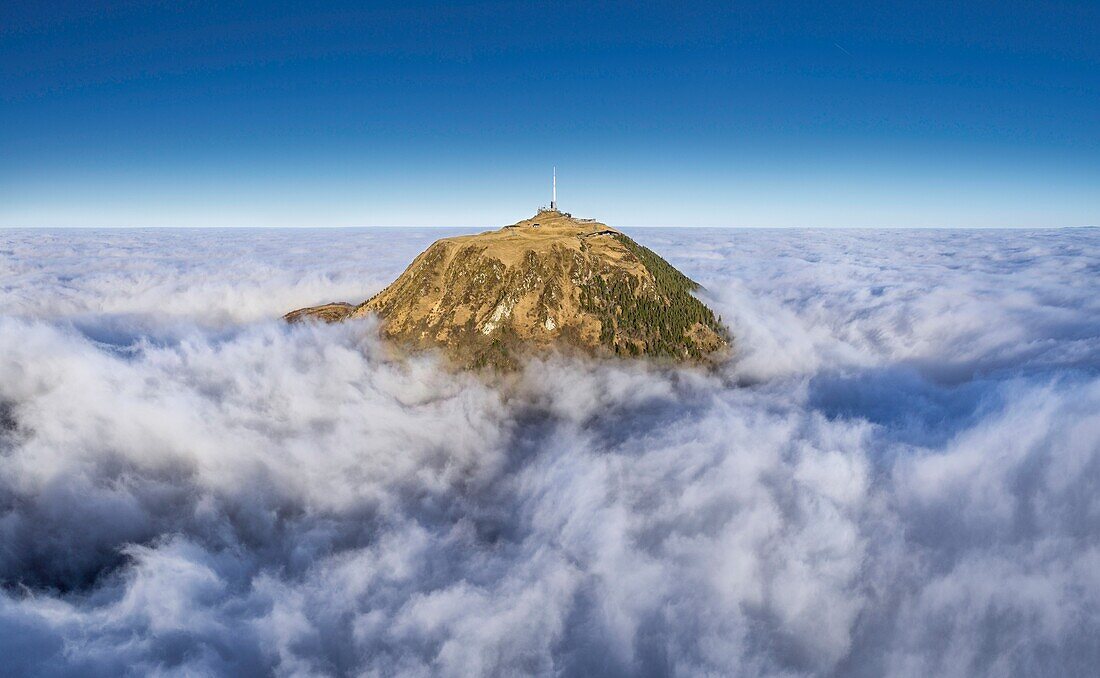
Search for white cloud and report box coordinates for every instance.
[1,226,1098,676]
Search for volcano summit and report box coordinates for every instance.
[285,209,729,369]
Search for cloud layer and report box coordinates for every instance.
[1,226,1099,676]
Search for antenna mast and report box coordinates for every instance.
[551,167,557,211]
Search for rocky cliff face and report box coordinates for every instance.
[285,210,729,368]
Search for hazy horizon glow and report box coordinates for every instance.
[1,1,1098,228]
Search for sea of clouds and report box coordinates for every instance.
[1,226,1098,677]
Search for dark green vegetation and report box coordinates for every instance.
[577,234,728,359]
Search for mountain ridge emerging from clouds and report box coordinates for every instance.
[285,210,729,368]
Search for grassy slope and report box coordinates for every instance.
[577,234,727,359]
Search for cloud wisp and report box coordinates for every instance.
[1,226,1098,676]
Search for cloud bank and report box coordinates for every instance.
[1,226,1099,676]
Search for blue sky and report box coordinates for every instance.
[1,1,1097,227]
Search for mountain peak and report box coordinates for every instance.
[285,212,730,369]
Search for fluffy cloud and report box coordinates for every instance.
[0,226,1098,676]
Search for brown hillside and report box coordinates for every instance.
[285,210,729,369]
